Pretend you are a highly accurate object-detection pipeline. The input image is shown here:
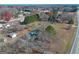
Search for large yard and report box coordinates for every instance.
[51,23,76,53]
[48,13,77,53]
[28,21,77,53]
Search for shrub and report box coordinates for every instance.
[67,18,74,24]
[45,25,56,36]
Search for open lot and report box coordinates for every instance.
[51,15,77,53]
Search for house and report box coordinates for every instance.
[18,14,25,22]
[42,10,50,13]
[20,9,31,15]
[0,22,6,30]
[0,24,3,28]
[39,13,49,21]
[7,32,17,38]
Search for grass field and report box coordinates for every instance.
[51,14,77,53]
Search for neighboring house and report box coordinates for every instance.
[31,10,40,15]
[39,13,49,21]
[0,24,3,29]
[1,24,11,29]
[18,14,25,22]
[0,22,6,30]
[56,18,62,23]
[57,11,63,14]
[20,9,31,15]
[56,13,73,23]
[41,10,51,13]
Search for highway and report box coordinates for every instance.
[70,8,79,54]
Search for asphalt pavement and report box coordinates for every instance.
[70,9,79,54]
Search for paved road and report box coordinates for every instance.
[70,9,79,54]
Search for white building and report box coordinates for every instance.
[18,14,25,22]
[0,24,3,28]
[7,32,17,38]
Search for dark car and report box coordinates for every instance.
[29,30,40,36]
